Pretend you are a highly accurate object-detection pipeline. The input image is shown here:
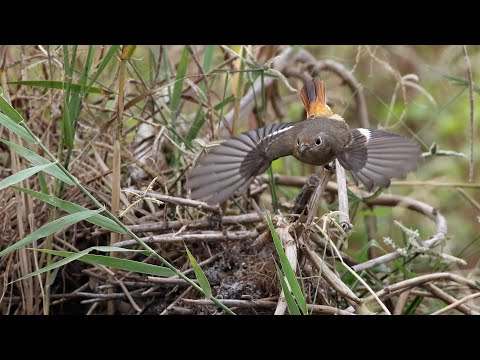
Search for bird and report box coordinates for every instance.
[186,77,422,205]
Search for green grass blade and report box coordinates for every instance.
[275,262,301,315]
[169,46,190,118]
[87,45,120,90]
[0,208,102,257]
[7,81,110,94]
[185,244,212,297]
[266,213,307,314]
[33,248,175,277]
[11,186,126,234]
[0,94,24,123]
[11,248,92,283]
[62,97,74,149]
[0,113,37,143]
[0,162,55,192]
[0,139,74,185]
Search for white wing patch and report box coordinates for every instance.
[266,125,294,138]
[358,128,371,141]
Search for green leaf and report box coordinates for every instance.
[185,244,211,297]
[186,109,206,143]
[0,139,74,185]
[87,45,120,91]
[0,94,24,123]
[0,113,37,143]
[169,46,190,118]
[62,97,74,149]
[7,80,110,94]
[266,213,307,314]
[0,162,56,192]
[0,208,102,257]
[12,248,92,283]
[32,248,175,277]
[213,95,235,112]
[275,261,300,315]
[11,186,126,234]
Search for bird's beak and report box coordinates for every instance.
[298,144,309,154]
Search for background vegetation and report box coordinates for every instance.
[0,45,478,315]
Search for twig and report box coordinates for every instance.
[298,237,364,309]
[305,167,335,226]
[124,189,221,213]
[423,283,478,315]
[393,290,411,315]
[335,160,352,233]
[456,187,480,212]
[364,272,479,304]
[463,45,475,182]
[431,292,480,315]
[112,230,259,248]
[125,213,261,235]
[181,298,354,315]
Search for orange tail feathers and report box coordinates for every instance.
[299,77,334,118]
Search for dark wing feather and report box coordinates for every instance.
[337,129,421,192]
[187,122,296,205]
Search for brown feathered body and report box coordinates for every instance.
[186,115,421,205]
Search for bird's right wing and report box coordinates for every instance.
[337,128,422,192]
[187,122,297,205]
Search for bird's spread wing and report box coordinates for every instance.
[337,128,422,191]
[187,122,296,205]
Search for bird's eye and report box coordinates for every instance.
[297,138,300,146]
[315,137,322,146]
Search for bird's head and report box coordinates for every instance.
[294,129,332,158]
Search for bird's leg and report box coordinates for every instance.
[209,211,224,231]
[324,161,336,171]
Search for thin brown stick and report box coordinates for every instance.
[431,292,480,315]
[335,160,352,233]
[181,298,354,315]
[424,283,478,315]
[112,230,259,248]
[125,213,261,235]
[125,189,221,213]
[364,273,479,304]
[463,45,475,182]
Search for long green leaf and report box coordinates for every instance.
[32,248,175,277]
[87,45,120,90]
[0,113,37,143]
[0,94,24,123]
[0,208,102,257]
[7,80,110,94]
[185,245,211,297]
[12,248,92,283]
[12,186,126,234]
[0,162,55,192]
[169,46,190,117]
[275,262,300,315]
[266,213,307,314]
[0,139,74,185]
[62,97,74,149]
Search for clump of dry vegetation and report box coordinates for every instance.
[0,45,479,315]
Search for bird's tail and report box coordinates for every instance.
[299,77,334,118]
[337,128,422,192]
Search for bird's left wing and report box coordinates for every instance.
[186,122,297,205]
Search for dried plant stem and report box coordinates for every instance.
[431,292,480,315]
[423,283,478,315]
[463,45,475,182]
[335,160,352,233]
